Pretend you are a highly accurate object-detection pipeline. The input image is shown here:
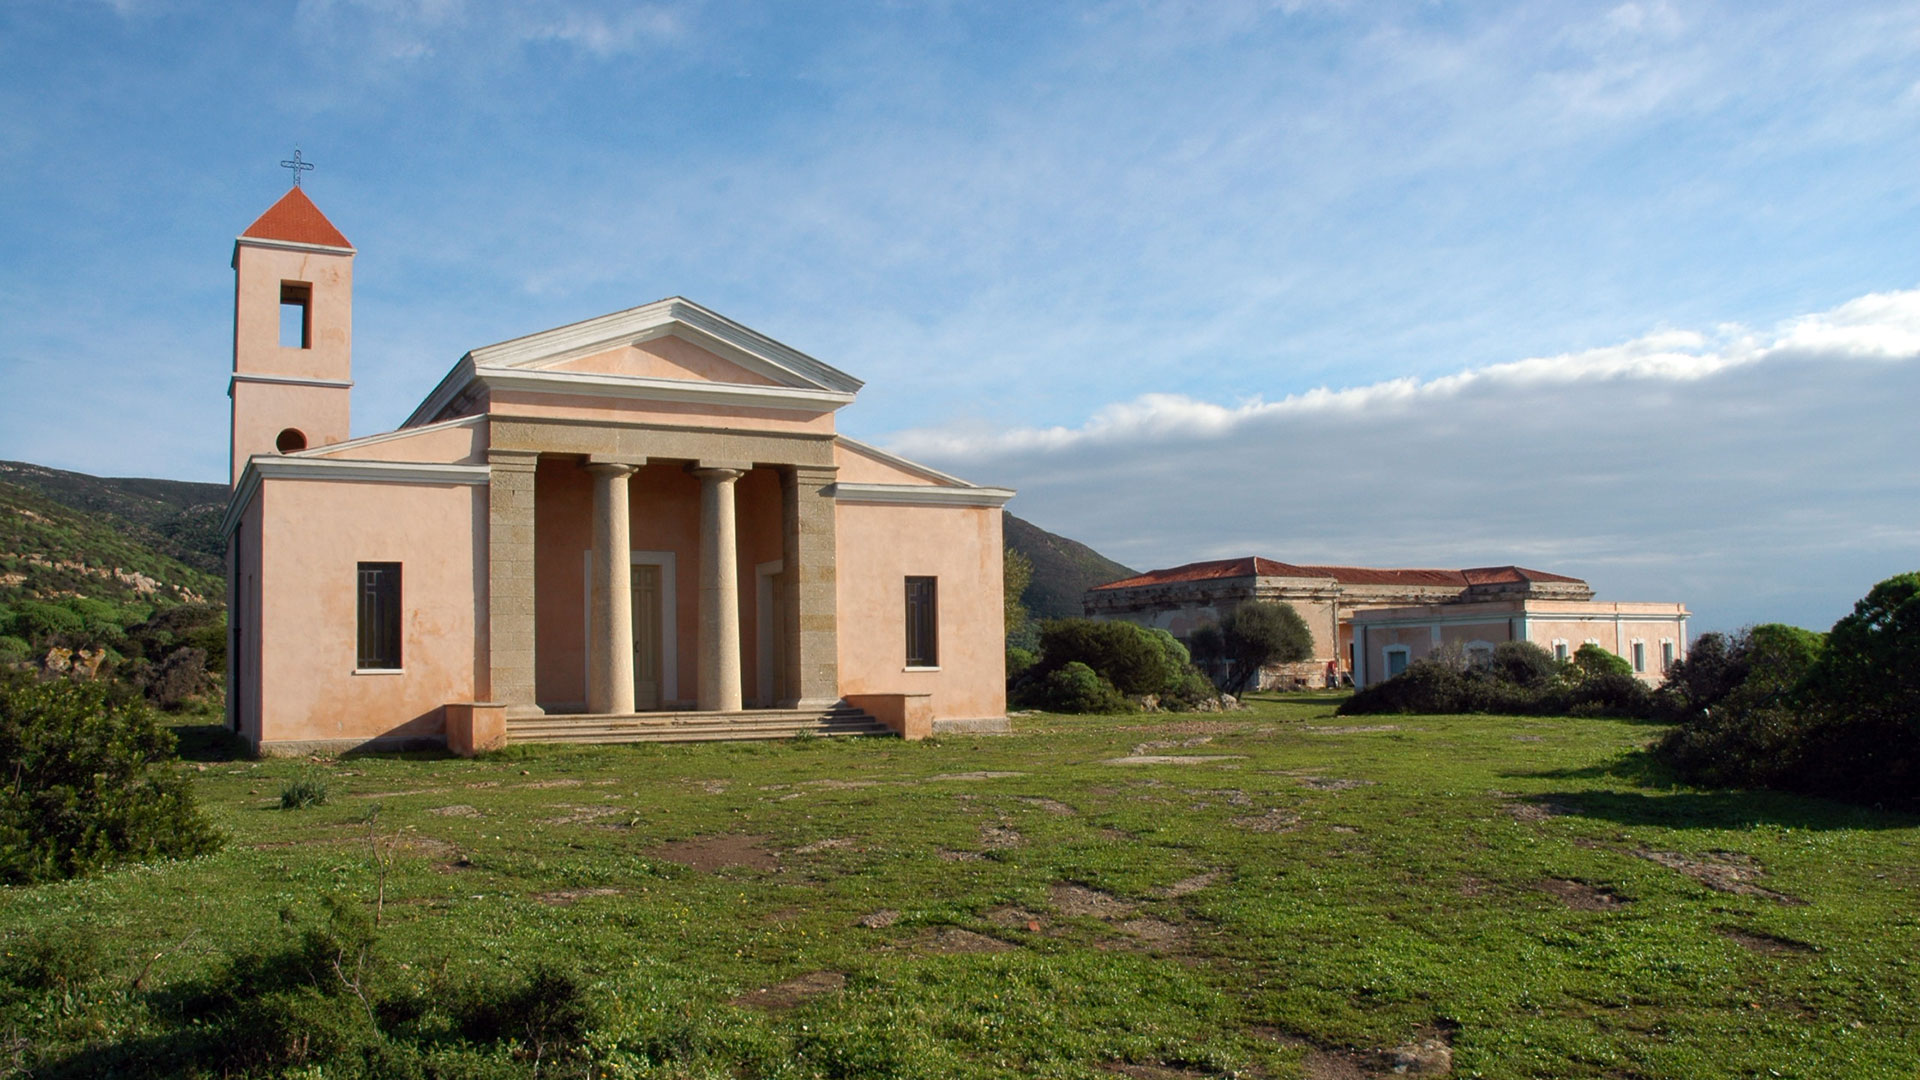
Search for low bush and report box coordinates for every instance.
[0,672,221,884]
[1034,619,1181,696]
[1028,661,1133,714]
[281,770,331,810]
[1656,577,1920,809]
[1340,640,1655,719]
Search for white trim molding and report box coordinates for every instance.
[222,457,491,538]
[231,236,356,262]
[228,372,354,395]
[404,359,856,428]
[831,482,1016,508]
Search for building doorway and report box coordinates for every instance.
[632,563,664,711]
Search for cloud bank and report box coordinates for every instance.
[886,289,1920,634]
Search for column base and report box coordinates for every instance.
[504,703,547,721]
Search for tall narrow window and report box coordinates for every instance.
[1631,641,1646,673]
[1661,640,1676,670]
[357,562,402,669]
[905,576,938,667]
[280,281,312,349]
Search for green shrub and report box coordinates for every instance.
[0,634,30,664]
[455,961,599,1069]
[1217,601,1314,694]
[281,770,331,810]
[1006,646,1039,682]
[1029,661,1133,714]
[0,672,221,884]
[1034,619,1179,696]
[1570,643,1631,680]
[1490,641,1561,687]
[1158,668,1222,712]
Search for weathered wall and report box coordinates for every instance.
[252,477,483,750]
[835,502,1005,722]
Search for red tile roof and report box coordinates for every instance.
[240,187,352,249]
[1092,558,1587,591]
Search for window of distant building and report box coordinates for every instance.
[1552,639,1570,662]
[1661,639,1676,670]
[1631,640,1646,673]
[1384,645,1410,678]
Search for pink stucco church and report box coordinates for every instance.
[222,186,1013,754]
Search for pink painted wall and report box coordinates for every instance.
[250,477,484,749]
[550,336,784,386]
[308,417,486,465]
[231,243,353,482]
[835,502,1006,722]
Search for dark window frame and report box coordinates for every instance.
[905,576,938,668]
[280,281,312,349]
[357,562,402,670]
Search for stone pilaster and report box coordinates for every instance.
[693,465,747,712]
[782,463,839,709]
[586,463,638,715]
[485,449,542,719]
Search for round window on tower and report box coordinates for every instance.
[275,428,308,453]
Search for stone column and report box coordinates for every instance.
[692,465,746,712]
[485,449,543,719]
[781,463,840,709]
[586,463,639,715]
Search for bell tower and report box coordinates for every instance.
[229,185,355,484]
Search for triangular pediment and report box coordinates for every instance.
[464,297,863,394]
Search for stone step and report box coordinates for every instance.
[505,707,893,745]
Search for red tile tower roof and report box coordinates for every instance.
[240,186,352,249]
[1091,558,1587,591]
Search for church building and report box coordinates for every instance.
[222,186,1013,754]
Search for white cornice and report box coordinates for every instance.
[231,236,357,265]
[221,457,490,538]
[409,364,856,427]
[227,372,354,396]
[830,482,1015,508]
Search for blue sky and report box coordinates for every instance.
[2,0,1917,633]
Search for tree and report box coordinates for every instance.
[1219,601,1313,695]
[1570,643,1631,680]
[1003,549,1034,637]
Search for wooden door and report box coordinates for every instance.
[631,564,663,711]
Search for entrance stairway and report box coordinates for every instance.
[505,705,894,745]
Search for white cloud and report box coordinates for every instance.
[886,288,1920,634]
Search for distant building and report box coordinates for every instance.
[222,186,1013,753]
[1084,557,1687,688]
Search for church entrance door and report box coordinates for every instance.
[632,564,663,711]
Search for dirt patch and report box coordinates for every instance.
[1131,736,1214,754]
[1297,777,1376,792]
[1329,824,1361,834]
[541,805,622,825]
[1719,926,1816,954]
[980,823,1024,850]
[1101,755,1248,766]
[1457,876,1489,898]
[1182,787,1253,806]
[1539,878,1628,910]
[1229,808,1302,833]
[1304,725,1401,735]
[700,780,730,794]
[1150,871,1220,898]
[1103,1064,1214,1079]
[521,778,583,789]
[938,848,986,862]
[532,887,621,905]
[857,909,901,929]
[1019,796,1078,815]
[792,837,857,855]
[350,788,445,799]
[802,778,880,789]
[986,906,1047,932]
[731,971,846,1011]
[1050,883,1135,919]
[645,834,778,872]
[427,804,482,818]
[926,771,1027,781]
[1116,917,1186,948]
[1512,734,1545,742]
[1279,1028,1454,1079]
[1634,849,1806,904]
[914,927,1016,954]
[1504,798,1579,822]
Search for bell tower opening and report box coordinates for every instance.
[279,282,312,349]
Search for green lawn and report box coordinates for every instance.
[4,695,1917,1078]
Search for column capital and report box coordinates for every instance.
[585,461,641,479]
[487,448,541,470]
[689,463,748,482]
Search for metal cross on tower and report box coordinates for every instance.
[279,148,314,187]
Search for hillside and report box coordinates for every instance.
[1004,511,1135,619]
[0,480,221,608]
[0,460,227,576]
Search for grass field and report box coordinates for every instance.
[3,694,1917,1078]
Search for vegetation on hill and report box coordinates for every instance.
[0,700,1913,1077]
[0,460,227,577]
[1002,512,1135,621]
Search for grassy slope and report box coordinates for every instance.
[6,701,1916,1078]
[0,460,226,577]
[0,480,222,607]
[1005,511,1136,620]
